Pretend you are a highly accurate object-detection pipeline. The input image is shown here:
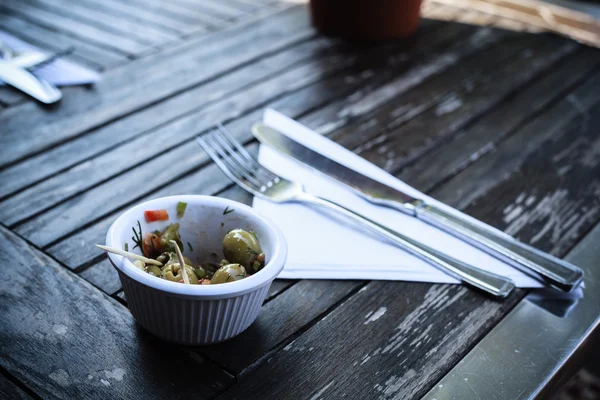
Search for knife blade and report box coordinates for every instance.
[0,59,61,104]
[252,122,584,292]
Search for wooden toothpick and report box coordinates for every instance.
[171,240,190,285]
[96,244,163,266]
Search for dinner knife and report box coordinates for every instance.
[0,59,61,104]
[252,123,584,292]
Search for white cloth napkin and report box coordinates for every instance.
[0,31,99,86]
[253,109,543,287]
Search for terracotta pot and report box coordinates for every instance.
[309,0,423,40]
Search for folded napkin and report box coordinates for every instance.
[254,109,543,287]
[0,31,99,86]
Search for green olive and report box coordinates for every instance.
[164,252,193,268]
[211,264,247,284]
[146,265,161,277]
[159,223,182,252]
[194,266,206,279]
[222,229,264,272]
[161,263,199,284]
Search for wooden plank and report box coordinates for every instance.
[431,72,600,211]
[177,0,250,19]
[0,13,128,70]
[70,0,206,36]
[335,39,578,173]
[0,35,341,200]
[0,375,33,400]
[219,282,524,399]
[0,88,27,107]
[120,0,228,27]
[299,30,565,144]
[42,23,493,268]
[0,2,148,55]
[2,48,356,230]
[434,94,600,256]
[398,50,600,193]
[2,21,468,229]
[28,0,179,45]
[0,225,233,399]
[78,259,122,296]
[202,280,364,374]
[0,6,313,169]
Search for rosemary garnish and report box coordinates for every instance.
[187,242,193,252]
[124,243,129,252]
[131,221,143,251]
[223,206,234,215]
[249,230,259,241]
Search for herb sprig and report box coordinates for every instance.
[223,206,234,215]
[131,220,143,251]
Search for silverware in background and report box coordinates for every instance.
[0,41,62,104]
[252,123,584,292]
[196,124,516,298]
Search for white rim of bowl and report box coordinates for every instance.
[106,195,287,297]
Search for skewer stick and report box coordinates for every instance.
[171,240,190,285]
[96,244,163,266]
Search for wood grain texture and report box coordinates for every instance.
[0,1,148,54]
[40,23,480,266]
[68,0,206,36]
[0,375,33,400]
[442,95,600,257]
[202,280,364,374]
[431,72,600,210]
[0,18,455,200]
[0,6,312,169]
[299,30,565,145]
[218,282,524,399]
[398,49,600,193]
[114,0,229,27]
[27,0,179,45]
[0,13,128,70]
[0,226,232,399]
[78,258,122,296]
[344,38,577,173]
[8,23,478,245]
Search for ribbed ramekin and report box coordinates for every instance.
[106,195,287,345]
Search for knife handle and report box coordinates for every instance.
[415,204,584,292]
[298,193,515,298]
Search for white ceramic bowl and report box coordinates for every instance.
[106,195,287,345]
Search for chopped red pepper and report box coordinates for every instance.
[144,209,169,222]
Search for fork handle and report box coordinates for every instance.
[296,193,515,298]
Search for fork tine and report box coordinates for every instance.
[207,130,267,190]
[215,123,279,183]
[196,135,260,196]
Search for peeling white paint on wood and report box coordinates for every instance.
[52,324,68,335]
[104,368,126,381]
[309,380,334,400]
[435,96,463,116]
[364,307,387,325]
[48,369,70,387]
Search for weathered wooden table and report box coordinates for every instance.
[1,0,599,398]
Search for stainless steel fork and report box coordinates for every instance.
[196,125,516,298]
